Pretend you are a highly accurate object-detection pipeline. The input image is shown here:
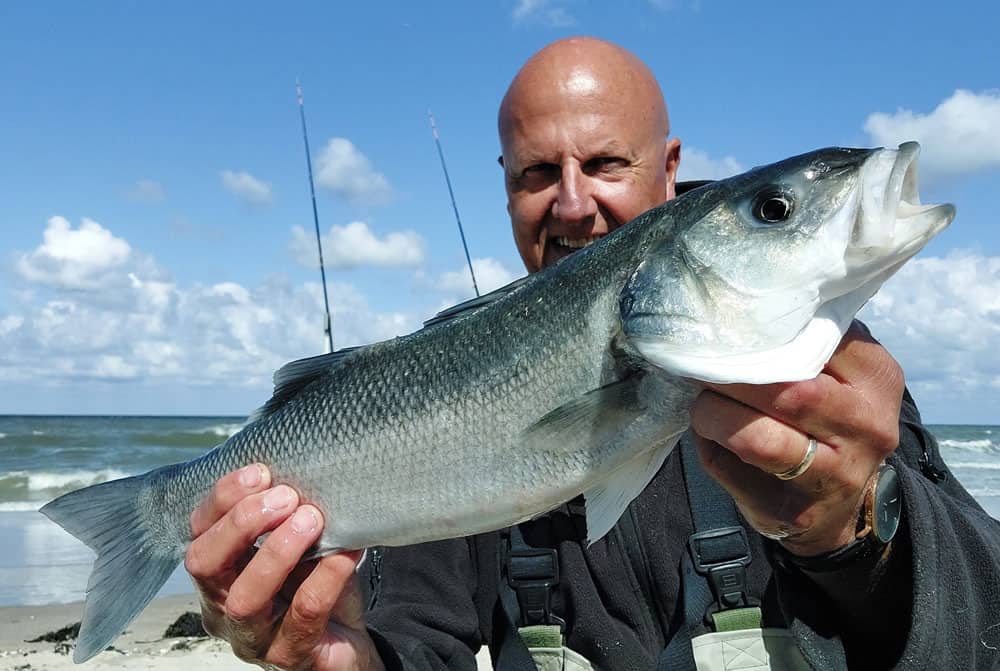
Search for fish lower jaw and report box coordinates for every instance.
[631,315,844,385]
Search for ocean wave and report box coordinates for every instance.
[0,469,132,503]
[948,462,1000,471]
[0,433,6,440]
[132,422,244,448]
[967,487,1000,498]
[0,432,68,447]
[0,501,41,512]
[207,422,245,437]
[939,439,997,452]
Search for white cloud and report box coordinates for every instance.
[314,138,392,206]
[2,217,428,390]
[512,0,575,26]
[290,222,424,269]
[864,90,1000,183]
[0,315,24,336]
[439,257,520,297]
[16,217,135,291]
[860,251,1000,401]
[677,147,743,182]
[128,179,165,203]
[2,247,423,392]
[221,170,273,206]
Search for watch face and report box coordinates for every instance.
[873,464,902,544]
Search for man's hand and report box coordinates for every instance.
[689,321,903,556]
[185,465,385,670]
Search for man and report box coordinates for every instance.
[185,37,1000,669]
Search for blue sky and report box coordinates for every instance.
[1,1,998,422]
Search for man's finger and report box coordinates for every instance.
[224,503,324,625]
[185,485,299,585]
[190,464,272,537]
[690,390,849,482]
[267,551,364,666]
[694,437,860,552]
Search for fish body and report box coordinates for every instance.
[41,143,954,662]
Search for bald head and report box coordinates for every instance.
[498,37,681,272]
[499,37,670,153]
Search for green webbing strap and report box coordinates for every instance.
[518,624,564,648]
[659,437,758,670]
[710,606,763,632]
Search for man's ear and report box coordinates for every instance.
[664,137,681,201]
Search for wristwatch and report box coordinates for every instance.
[859,462,903,545]
[775,462,902,573]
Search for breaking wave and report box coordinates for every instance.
[939,439,997,453]
[0,469,132,505]
[132,423,244,448]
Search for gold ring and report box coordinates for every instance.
[774,437,818,481]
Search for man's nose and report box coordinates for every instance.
[552,167,598,224]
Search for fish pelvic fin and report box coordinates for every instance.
[40,471,184,663]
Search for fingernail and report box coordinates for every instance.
[238,464,262,488]
[262,486,294,511]
[291,507,318,534]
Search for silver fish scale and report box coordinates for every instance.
[152,220,659,551]
[164,217,653,547]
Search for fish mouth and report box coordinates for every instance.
[855,141,955,250]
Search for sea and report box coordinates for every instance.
[0,416,997,608]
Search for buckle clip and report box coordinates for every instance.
[688,526,758,624]
[506,546,565,630]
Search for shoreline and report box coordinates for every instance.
[0,593,257,670]
[0,593,494,670]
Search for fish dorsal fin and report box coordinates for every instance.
[423,275,530,328]
[248,346,366,423]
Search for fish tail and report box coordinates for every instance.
[40,467,186,663]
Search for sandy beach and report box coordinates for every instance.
[0,593,494,671]
[0,594,257,671]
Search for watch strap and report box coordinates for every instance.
[771,533,889,574]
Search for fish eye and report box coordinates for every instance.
[751,189,794,224]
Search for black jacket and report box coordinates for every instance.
[364,392,1000,670]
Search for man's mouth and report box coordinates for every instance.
[554,235,604,250]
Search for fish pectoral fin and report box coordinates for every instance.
[520,375,646,450]
[249,346,368,423]
[581,433,682,546]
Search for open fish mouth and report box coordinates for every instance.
[856,141,955,249]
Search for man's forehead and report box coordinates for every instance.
[510,135,634,165]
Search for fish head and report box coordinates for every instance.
[620,142,954,384]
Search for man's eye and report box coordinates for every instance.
[584,157,627,174]
[524,163,558,177]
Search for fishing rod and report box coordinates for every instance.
[296,80,335,353]
[428,110,479,297]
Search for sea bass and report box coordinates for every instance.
[42,142,953,662]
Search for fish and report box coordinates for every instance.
[41,141,953,662]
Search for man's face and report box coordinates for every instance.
[501,79,679,273]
